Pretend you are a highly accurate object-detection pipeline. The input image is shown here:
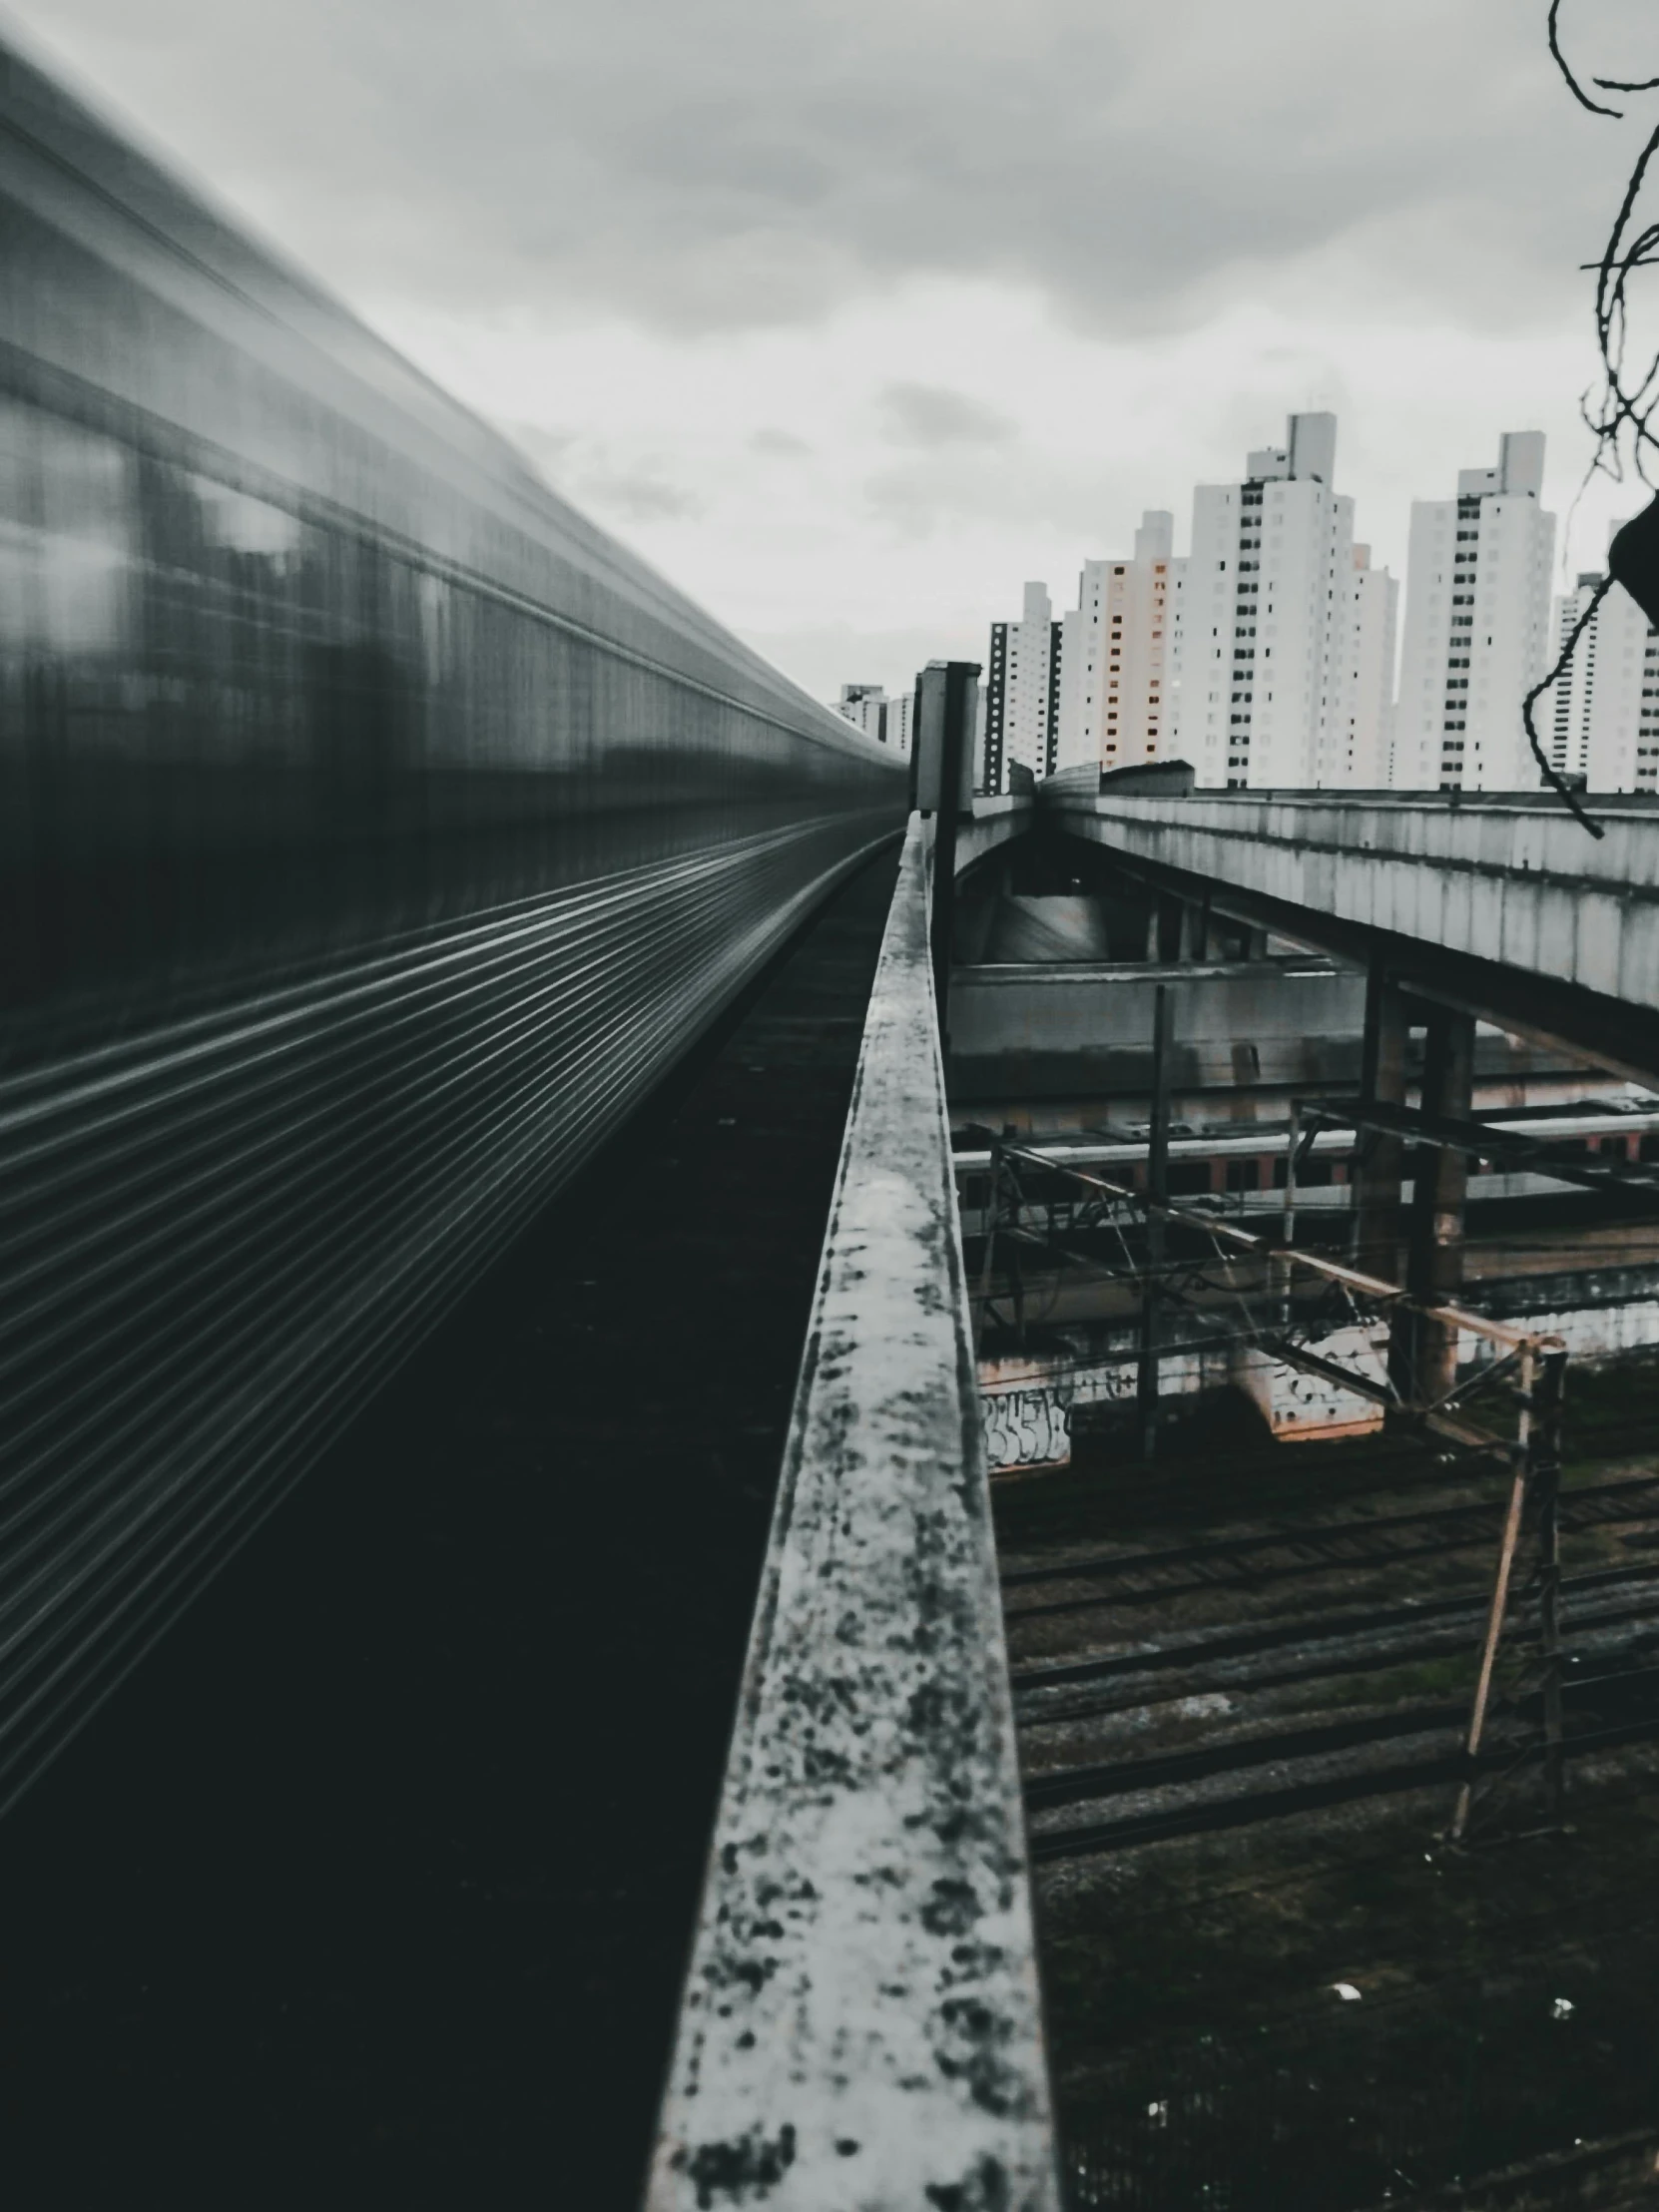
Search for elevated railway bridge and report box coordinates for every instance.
[6,31,1659,2209]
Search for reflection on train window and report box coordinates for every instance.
[0,399,133,653]
[190,475,302,559]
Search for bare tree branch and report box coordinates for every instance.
[1521,578,1610,838]
[1549,0,1623,115]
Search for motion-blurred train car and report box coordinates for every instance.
[0,35,904,1809]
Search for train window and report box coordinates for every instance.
[0,400,134,654]
[1273,1157,1334,1188]
[191,475,301,558]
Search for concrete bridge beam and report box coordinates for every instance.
[1043,788,1659,1090]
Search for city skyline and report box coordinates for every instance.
[7,0,1656,706]
[851,406,1659,796]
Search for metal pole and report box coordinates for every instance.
[1282,1101,1301,1253]
[1392,1005,1474,1407]
[1354,954,1407,1276]
[973,1138,1002,1358]
[1450,1342,1535,1844]
[1534,1348,1568,1826]
[1137,984,1172,1460]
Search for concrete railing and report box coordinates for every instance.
[954,792,1035,876]
[1044,786,1659,1007]
[647,816,1058,2210]
[1042,784,1659,1088]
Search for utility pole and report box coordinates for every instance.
[1137,983,1174,1461]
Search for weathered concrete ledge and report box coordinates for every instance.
[647,817,1057,2210]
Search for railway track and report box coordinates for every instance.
[1025,1659,1659,1813]
[1001,1471,1659,1620]
[1027,1713,1659,1862]
[1013,1571,1659,1730]
[1025,1675,1659,1862]
[1008,1431,1659,1869]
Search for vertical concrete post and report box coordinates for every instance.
[1144,892,1189,962]
[1354,956,1409,1281]
[1137,984,1173,1460]
[1390,1002,1474,1404]
[914,660,981,1046]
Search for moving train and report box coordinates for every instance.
[0,36,904,1810]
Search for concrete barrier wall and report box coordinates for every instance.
[648,818,1058,2209]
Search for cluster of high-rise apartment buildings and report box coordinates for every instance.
[836,413,1659,797]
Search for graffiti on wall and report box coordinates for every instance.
[979,1374,1074,1472]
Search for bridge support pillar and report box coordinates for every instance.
[1354,958,1409,1280]
[915,659,980,1041]
[1389,1001,1475,1405]
[1146,891,1196,962]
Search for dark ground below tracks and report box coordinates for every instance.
[0,842,900,2210]
[1003,1365,1659,2209]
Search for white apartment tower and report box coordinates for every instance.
[983,581,1062,792]
[1343,545,1400,786]
[835,683,888,746]
[1545,555,1658,792]
[886,690,915,763]
[1056,512,1179,772]
[1393,432,1555,792]
[834,681,914,761]
[1173,412,1356,789]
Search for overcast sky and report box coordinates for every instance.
[9,0,1659,701]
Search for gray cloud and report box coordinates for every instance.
[879,382,1016,449]
[738,620,986,706]
[14,0,1658,339]
[570,466,705,522]
[749,427,812,456]
[510,423,578,476]
[494,420,706,518]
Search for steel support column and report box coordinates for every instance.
[1390,1003,1475,1403]
[1354,957,1410,1280]
[1534,1347,1568,1825]
[1137,983,1173,1459]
